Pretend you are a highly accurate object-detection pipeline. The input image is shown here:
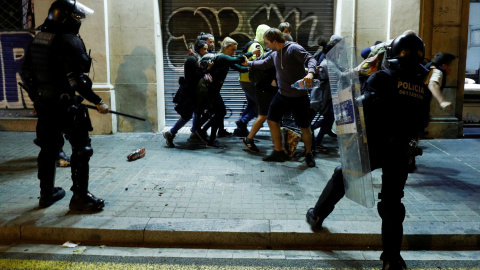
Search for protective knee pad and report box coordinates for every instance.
[73,146,93,161]
[377,200,406,223]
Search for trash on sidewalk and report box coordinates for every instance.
[99,245,107,248]
[281,127,301,159]
[127,147,146,161]
[62,241,79,248]
[57,158,71,167]
[73,246,87,255]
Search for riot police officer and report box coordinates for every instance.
[22,0,108,211]
[306,34,432,270]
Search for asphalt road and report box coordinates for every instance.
[1,244,479,269]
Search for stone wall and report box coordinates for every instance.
[108,0,158,133]
[421,0,470,138]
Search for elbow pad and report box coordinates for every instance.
[67,73,92,92]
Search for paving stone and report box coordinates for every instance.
[1,132,480,248]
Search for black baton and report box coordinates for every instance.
[85,105,146,121]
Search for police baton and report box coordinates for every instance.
[85,105,146,121]
[19,82,145,121]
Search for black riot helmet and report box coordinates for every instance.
[42,0,94,34]
[386,34,425,70]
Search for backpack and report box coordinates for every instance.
[241,40,260,54]
[196,77,214,111]
[358,51,384,77]
[248,50,273,83]
[424,62,447,90]
[198,53,217,70]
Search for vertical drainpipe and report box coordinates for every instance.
[387,0,392,41]
[154,0,166,132]
[352,0,357,67]
[352,0,357,45]
[104,0,117,133]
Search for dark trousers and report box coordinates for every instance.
[312,143,408,262]
[36,103,93,194]
[311,101,334,146]
[208,92,227,143]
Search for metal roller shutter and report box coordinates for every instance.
[161,0,334,127]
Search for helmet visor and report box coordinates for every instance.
[74,1,94,19]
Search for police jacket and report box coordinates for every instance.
[22,31,101,106]
[362,66,431,166]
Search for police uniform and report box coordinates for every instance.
[21,0,106,211]
[307,35,431,269]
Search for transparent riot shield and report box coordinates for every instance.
[325,39,375,208]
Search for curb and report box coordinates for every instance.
[2,215,480,250]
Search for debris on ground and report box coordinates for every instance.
[62,242,79,248]
[127,147,146,161]
[73,246,87,255]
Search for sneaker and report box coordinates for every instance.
[306,208,323,230]
[188,132,200,142]
[56,151,71,167]
[57,158,71,167]
[195,130,209,143]
[69,191,105,211]
[235,120,247,130]
[233,128,249,137]
[305,153,316,168]
[217,129,232,137]
[234,120,249,137]
[163,131,175,148]
[316,144,328,153]
[262,150,287,162]
[243,138,259,152]
[206,140,223,149]
[39,187,66,208]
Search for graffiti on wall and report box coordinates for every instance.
[165,4,326,71]
[0,32,34,109]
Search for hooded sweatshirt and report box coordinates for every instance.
[248,41,316,97]
[239,24,270,82]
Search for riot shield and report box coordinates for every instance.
[325,39,375,208]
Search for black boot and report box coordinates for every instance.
[69,191,105,211]
[308,166,345,228]
[69,147,105,211]
[39,187,66,208]
[38,148,65,208]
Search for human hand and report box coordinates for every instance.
[207,60,214,70]
[303,72,314,88]
[204,73,213,82]
[96,100,109,114]
[252,47,261,56]
[440,101,452,110]
[241,55,248,66]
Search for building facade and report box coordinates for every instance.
[0,0,471,138]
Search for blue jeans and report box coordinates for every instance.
[239,81,258,124]
[171,110,197,135]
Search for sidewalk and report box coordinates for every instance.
[0,131,479,250]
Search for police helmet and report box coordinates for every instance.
[386,34,425,65]
[44,0,94,33]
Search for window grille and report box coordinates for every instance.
[0,0,35,31]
